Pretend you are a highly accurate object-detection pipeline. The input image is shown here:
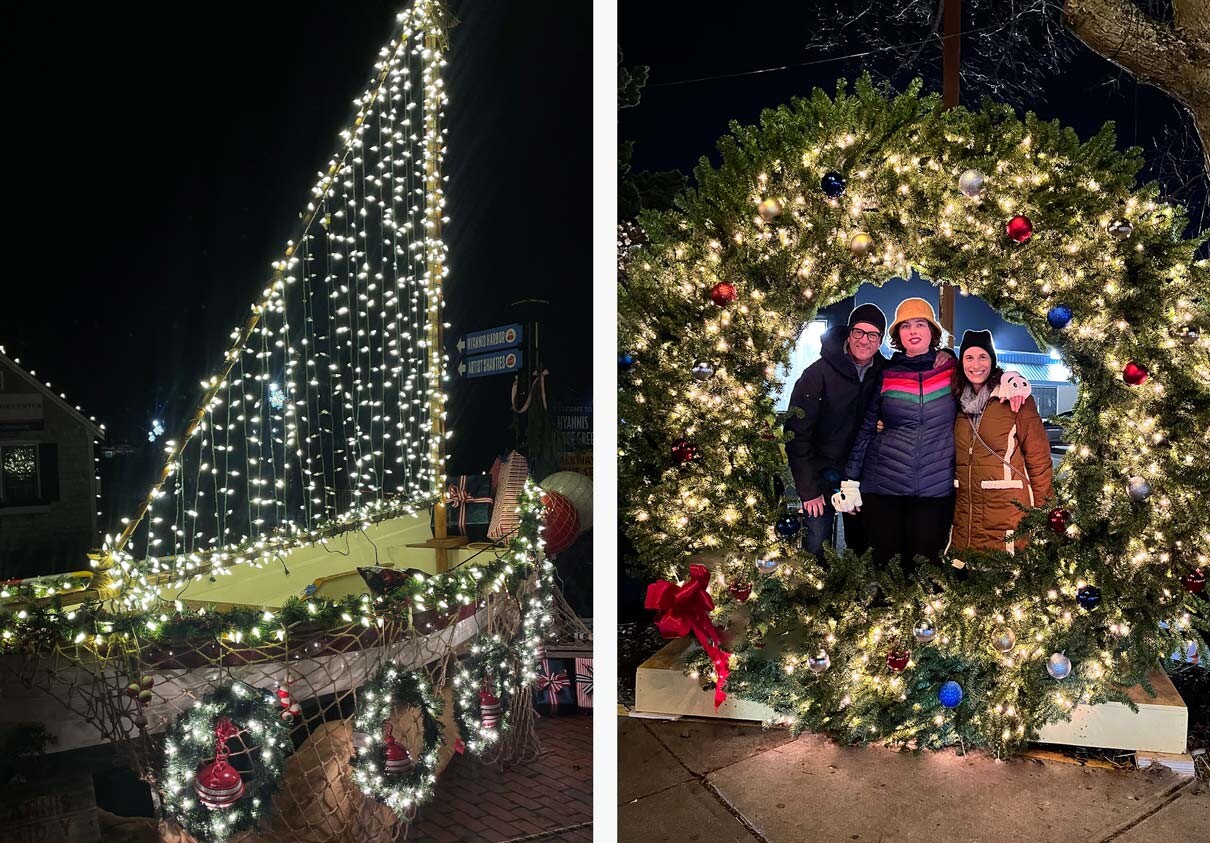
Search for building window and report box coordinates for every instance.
[1033,387,1057,419]
[0,444,57,507]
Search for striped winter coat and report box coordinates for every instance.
[844,351,957,498]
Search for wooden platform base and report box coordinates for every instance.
[635,638,1189,754]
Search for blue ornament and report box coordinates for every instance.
[618,352,637,371]
[1077,585,1102,610]
[1047,306,1073,330]
[938,681,963,709]
[775,515,801,540]
[756,558,779,575]
[268,383,286,410]
[1046,653,1072,680]
[820,171,846,198]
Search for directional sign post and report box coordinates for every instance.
[458,349,523,378]
[457,323,523,356]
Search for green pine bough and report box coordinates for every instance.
[618,76,1210,755]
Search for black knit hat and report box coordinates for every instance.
[959,329,997,369]
[847,303,886,336]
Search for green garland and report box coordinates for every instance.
[348,663,444,817]
[620,76,1210,755]
[452,633,519,756]
[0,482,548,657]
[158,682,293,843]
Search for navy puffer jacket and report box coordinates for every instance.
[844,351,957,498]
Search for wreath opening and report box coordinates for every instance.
[619,76,1210,755]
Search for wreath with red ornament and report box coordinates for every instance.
[157,682,294,842]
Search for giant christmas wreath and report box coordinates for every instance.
[619,77,1210,755]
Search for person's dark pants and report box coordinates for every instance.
[803,503,870,564]
[861,493,954,576]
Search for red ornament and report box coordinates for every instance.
[709,282,738,306]
[1122,362,1149,386]
[671,439,699,465]
[886,648,911,672]
[541,491,580,556]
[1182,568,1206,594]
[728,581,752,603]
[479,688,503,730]
[382,722,414,776]
[195,718,244,810]
[1006,215,1033,243]
[1048,508,1071,534]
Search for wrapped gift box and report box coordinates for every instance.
[431,474,493,542]
[574,657,593,709]
[533,658,575,715]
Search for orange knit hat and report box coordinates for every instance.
[890,297,942,338]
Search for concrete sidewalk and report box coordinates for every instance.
[618,716,1208,843]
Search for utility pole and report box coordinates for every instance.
[938,0,962,347]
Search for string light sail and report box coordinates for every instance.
[97,0,452,609]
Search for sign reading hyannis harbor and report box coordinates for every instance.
[456,323,523,356]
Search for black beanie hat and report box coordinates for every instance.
[959,329,997,369]
[847,303,887,336]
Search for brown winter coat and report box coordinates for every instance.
[951,392,1054,552]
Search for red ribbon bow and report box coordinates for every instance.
[645,564,731,708]
[536,668,570,704]
[445,478,492,533]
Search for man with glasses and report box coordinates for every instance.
[784,303,888,564]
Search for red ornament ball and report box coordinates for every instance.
[1006,215,1033,243]
[541,491,580,556]
[1182,568,1206,594]
[709,281,738,306]
[1048,508,1071,534]
[886,648,911,672]
[195,759,245,810]
[1122,362,1149,386]
[728,581,752,603]
[671,439,700,465]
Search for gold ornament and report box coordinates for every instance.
[757,198,783,222]
[849,232,874,258]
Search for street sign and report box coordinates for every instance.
[458,349,523,378]
[457,323,523,355]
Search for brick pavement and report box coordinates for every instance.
[411,714,593,842]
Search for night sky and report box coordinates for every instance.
[1,2,591,533]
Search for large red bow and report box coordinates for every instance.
[645,564,731,708]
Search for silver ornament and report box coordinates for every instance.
[1046,652,1072,680]
[1108,219,1134,240]
[991,626,1017,653]
[913,621,937,644]
[691,361,716,381]
[958,169,986,198]
[1128,476,1151,501]
[1173,325,1200,346]
[756,558,778,575]
[807,651,831,673]
[757,197,783,222]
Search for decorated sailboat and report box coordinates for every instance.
[0,3,558,840]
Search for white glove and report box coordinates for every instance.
[995,371,1031,404]
[831,480,862,514]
